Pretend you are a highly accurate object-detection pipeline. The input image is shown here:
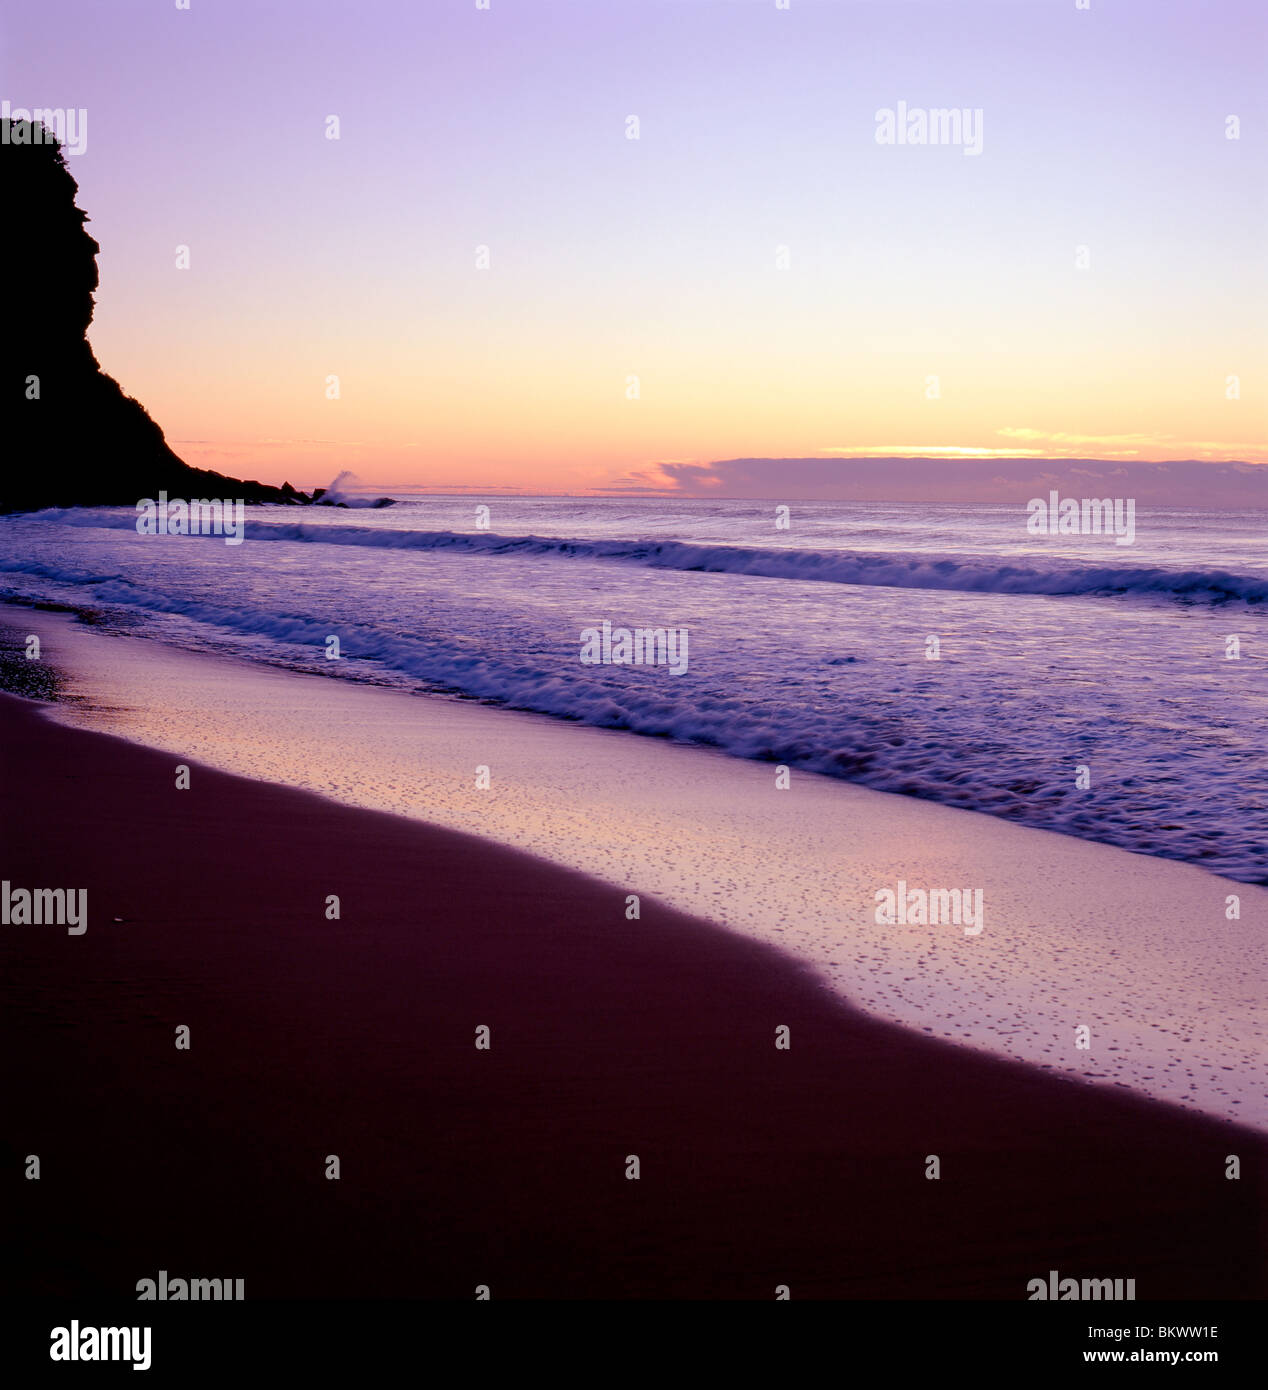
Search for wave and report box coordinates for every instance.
[16,509,1268,604]
[313,469,395,508]
[3,552,1265,883]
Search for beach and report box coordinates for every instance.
[6,0,1268,1330]
[3,674,1265,1299]
[3,503,1266,1301]
[11,603,1267,1128]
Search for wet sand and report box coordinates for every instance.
[2,691,1264,1299]
[13,602,1267,1128]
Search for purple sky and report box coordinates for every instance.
[3,0,1265,499]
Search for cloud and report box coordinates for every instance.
[645,457,1268,505]
[819,444,1046,457]
[997,428,1167,449]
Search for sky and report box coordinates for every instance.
[3,0,1266,497]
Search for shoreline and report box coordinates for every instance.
[6,602,1266,1129]
[2,688,1265,1299]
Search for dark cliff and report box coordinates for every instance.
[0,120,308,513]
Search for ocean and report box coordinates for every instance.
[3,495,1266,882]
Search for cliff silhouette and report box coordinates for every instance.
[0,120,309,513]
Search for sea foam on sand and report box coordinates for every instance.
[14,604,1266,1129]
